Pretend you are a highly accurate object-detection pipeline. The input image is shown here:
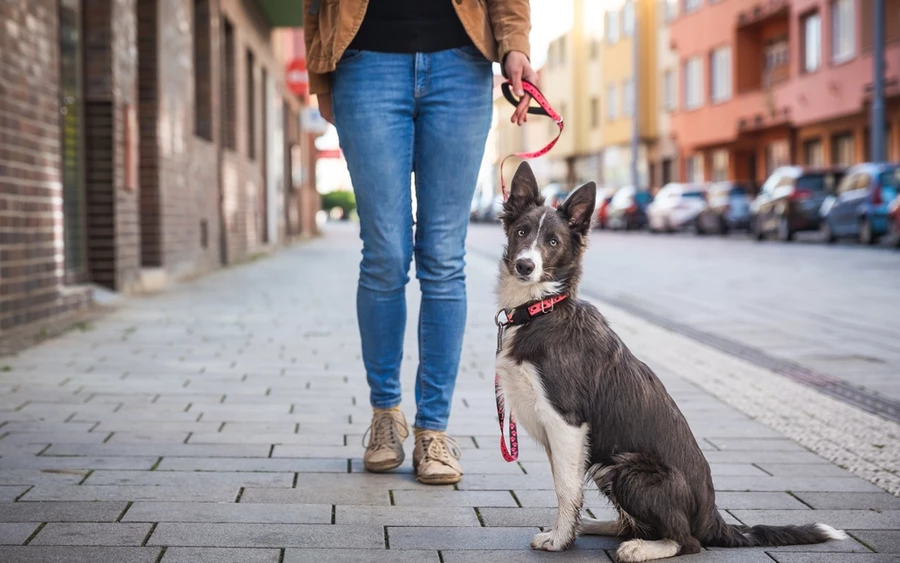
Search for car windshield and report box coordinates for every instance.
[682,191,705,199]
[798,172,844,192]
[879,169,900,201]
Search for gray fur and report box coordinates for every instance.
[498,162,843,557]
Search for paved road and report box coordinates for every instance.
[468,224,900,404]
[0,222,897,562]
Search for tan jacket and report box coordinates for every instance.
[303,0,531,95]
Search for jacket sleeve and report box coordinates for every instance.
[303,0,333,96]
[488,0,532,70]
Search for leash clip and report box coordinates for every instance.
[495,310,510,354]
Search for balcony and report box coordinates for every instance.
[736,0,789,30]
[254,0,303,27]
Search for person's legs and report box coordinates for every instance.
[332,50,416,471]
[412,46,493,432]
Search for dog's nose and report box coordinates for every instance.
[515,259,535,276]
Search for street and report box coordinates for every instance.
[0,222,897,562]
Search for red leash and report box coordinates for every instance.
[493,80,565,464]
[499,80,565,201]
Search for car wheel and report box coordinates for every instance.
[777,215,794,242]
[821,220,836,244]
[719,216,730,236]
[859,217,877,245]
[753,217,765,241]
[890,219,900,248]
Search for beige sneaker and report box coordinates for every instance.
[413,428,463,485]
[362,407,409,472]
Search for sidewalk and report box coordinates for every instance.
[0,222,896,563]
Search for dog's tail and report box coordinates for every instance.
[704,513,848,548]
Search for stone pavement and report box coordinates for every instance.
[0,222,897,563]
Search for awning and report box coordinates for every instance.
[254,0,303,27]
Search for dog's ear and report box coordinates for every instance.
[502,162,544,229]
[559,181,597,236]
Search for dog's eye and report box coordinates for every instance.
[516,229,526,237]
[549,238,558,247]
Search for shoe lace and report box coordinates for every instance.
[362,411,408,450]
[419,432,462,463]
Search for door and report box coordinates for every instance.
[827,172,858,235]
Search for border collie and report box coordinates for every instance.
[494,162,847,562]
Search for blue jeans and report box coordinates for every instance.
[332,46,493,431]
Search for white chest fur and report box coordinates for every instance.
[495,327,554,449]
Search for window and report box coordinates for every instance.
[766,140,790,174]
[684,0,701,14]
[665,0,678,22]
[605,10,619,44]
[222,18,236,150]
[684,56,703,110]
[623,79,634,117]
[712,150,728,182]
[686,154,704,183]
[804,138,824,166]
[607,83,618,119]
[710,46,732,103]
[623,1,635,37]
[831,0,855,63]
[832,132,854,166]
[662,69,676,110]
[802,12,822,73]
[878,169,900,203]
[193,0,212,140]
[764,37,788,73]
[246,49,256,160]
[591,97,599,128]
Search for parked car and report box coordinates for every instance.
[541,183,569,208]
[471,194,504,223]
[819,163,900,245]
[695,181,753,234]
[607,186,653,230]
[751,166,845,241]
[595,188,617,229]
[646,183,707,233]
[890,193,900,247]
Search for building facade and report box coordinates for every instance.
[671,0,900,188]
[0,0,317,344]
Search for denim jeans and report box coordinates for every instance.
[332,46,493,431]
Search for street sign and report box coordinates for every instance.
[286,58,308,97]
[301,107,329,134]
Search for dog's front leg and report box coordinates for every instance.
[531,422,590,552]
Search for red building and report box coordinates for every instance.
[670,0,900,187]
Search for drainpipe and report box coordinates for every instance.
[631,1,640,190]
[871,0,885,163]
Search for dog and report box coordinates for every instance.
[494,162,847,562]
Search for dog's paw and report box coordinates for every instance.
[531,529,572,552]
[615,539,679,562]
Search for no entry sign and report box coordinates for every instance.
[286,58,308,97]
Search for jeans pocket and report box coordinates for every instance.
[338,48,365,64]
[451,44,490,63]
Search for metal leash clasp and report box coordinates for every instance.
[495,310,510,353]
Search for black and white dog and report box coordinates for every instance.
[495,162,847,562]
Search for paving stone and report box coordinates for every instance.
[148,523,384,548]
[0,547,162,562]
[0,502,127,522]
[387,526,538,550]
[768,554,897,563]
[21,485,238,502]
[239,487,384,506]
[756,463,856,478]
[187,432,344,445]
[0,456,159,470]
[161,547,281,563]
[674,553,780,563]
[283,549,439,563]
[714,492,810,510]
[157,457,348,473]
[0,485,30,501]
[42,444,271,458]
[792,492,900,510]
[441,548,613,562]
[713,476,881,493]
[29,523,152,546]
[477,507,562,527]
[0,468,89,485]
[391,490,518,507]
[733,510,900,530]
[122,502,331,524]
[849,530,900,553]
[705,439,811,452]
[335,505,480,526]
[702,451,832,464]
[456,474,555,490]
[0,523,39,545]
[85,470,293,488]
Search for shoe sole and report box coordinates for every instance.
[364,456,405,473]
[415,473,462,485]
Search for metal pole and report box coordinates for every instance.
[871,0,885,163]
[631,1,640,190]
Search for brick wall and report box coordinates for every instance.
[0,0,92,336]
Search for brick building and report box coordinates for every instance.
[0,0,317,345]
[670,0,900,187]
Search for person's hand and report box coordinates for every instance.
[318,93,334,125]
[504,51,538,126]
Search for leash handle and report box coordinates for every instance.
[495,373,518,462]
[499,80,564,201]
